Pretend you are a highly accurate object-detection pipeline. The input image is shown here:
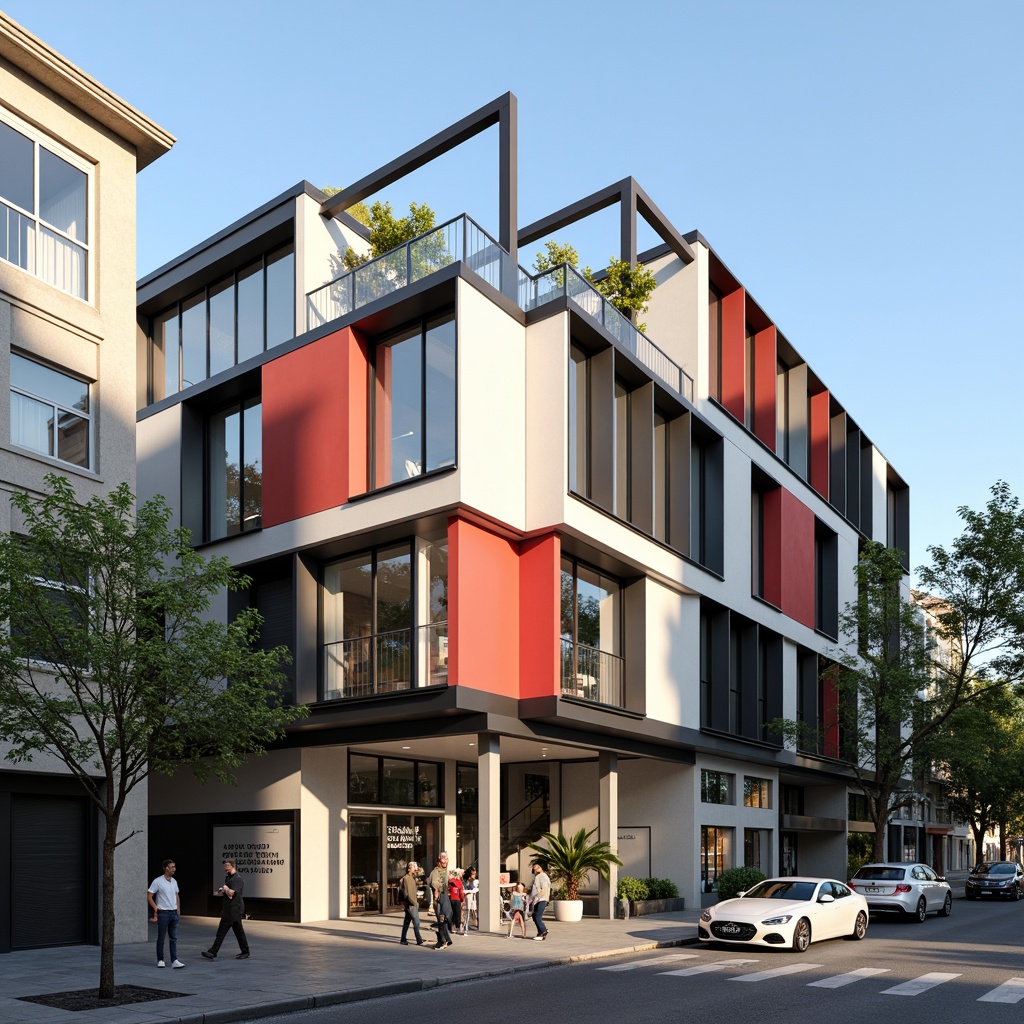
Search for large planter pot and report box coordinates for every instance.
[552,899,584,922]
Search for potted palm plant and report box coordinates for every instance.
[527,827,623,922]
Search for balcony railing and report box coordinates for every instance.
[560,638,624,708]
[306,215,515,331]
[522,263,694,402]
[322,621,448,700]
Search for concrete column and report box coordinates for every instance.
[478,732,501,932]
[598,751,619,919]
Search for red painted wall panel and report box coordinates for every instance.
[720,288,746,422]
[448,518,520,698]
[753,326,777,450]
[519,534,561,699]
[809,390,830,500]
[262,326,369,526]
[780,489,816,629]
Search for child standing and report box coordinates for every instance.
[507,882,529,938]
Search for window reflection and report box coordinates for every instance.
[207,397,261,540]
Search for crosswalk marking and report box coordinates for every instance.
[882,972,961,996]
[659,958,759,977]
[808,967,891,988]
[730,963,822,982]
[978,978,1024,1004]
[598,954,699,971]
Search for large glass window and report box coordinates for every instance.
[373,316,456,487]
[700,769,734,804]
[0,114,88,299]
[701,825,732,893]
[10,353,90,468]
[560,557,623,706]
[323,544,413,699]
[347,752,442,808]
[206,397,261,540]
[743,777,771,808]
[149,243,295,403]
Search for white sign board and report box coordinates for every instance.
[213,824,292,900]
[617,826,651,879]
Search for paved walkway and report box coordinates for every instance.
[0,909,702,1024]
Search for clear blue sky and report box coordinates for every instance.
[5,0,1021,577]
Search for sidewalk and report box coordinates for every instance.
[0,909,703,1024]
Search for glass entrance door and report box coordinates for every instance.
[350,812,441,915]
[349,814,381,914]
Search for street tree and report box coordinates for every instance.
[0,475,306,999]
[938,690,1024,860]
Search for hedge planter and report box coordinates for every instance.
[615,896,686,918]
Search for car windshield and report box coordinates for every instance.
[974,863,1014,875]
[742,880,816,901]
[853,866,905,881]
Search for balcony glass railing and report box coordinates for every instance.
[560,637,624,708]
[306,216,515,330]
[322,622,448,700]
[523,264,693,402]
[307,214,693,404]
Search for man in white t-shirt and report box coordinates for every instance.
[147,859,184,968]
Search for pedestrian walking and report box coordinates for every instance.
[427,852,453,949]
[147,859,184,968]
[398,861,425,945]
[461,867,479,933]
[201,859,250,960]
[529,861,550,940]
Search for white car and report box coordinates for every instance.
[849,862,953,920]
[698,877,869,953]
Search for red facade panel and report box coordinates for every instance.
[519,534,561,699]
[780,489,816,629]
[720,288,746,422]
[753,325,777,450]
[809,390,830,500]
[761,486,816,628]
[261,326,368,527]
[448,518,520,698]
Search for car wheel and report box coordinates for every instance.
[940,892,952,917]
[848,910,868,940]
[914,896,927,923]
[791,918,811,952]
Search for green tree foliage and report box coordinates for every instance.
[937,689,1024,861]
[0,475,306,998]
[320,184,371,227]
[527,827,623,901]
[342,200,437,271]
[532,240,657,331]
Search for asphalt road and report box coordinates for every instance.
[254,898,1024,1024]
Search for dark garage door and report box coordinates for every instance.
[11,794,89,948]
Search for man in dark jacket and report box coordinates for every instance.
[201,859,250,960]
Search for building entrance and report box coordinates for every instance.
[349,812,440,915]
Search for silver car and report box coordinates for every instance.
[849,862,952,921]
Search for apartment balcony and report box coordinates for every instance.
[560,638,624,708]
[322,622,448,701]
[305,214,693,404]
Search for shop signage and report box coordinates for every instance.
[386,823,422,850]
[617,826,651,879]
[213,823,292,900]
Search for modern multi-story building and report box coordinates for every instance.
[137,93,910,929]
[0,14,173,951]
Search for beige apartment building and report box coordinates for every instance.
[0,13,172,951]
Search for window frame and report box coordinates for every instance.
[9,351,93,470]
[0,107,92,301]
[700,769,735,805]
[204,394,262,542]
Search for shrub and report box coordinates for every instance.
[616,876,650,901]
[714,867,766,901]
[642,877,680,900]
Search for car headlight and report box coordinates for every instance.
[700,910,713,922]
[761,914,793,925]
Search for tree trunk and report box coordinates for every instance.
[971,821,986,865]
[99,820,117,999]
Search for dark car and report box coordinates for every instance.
[965,861,1024,900]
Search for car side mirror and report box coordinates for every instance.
[936,875,946,882]
[818,893,835,904]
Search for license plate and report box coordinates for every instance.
[719,923,742,934]
[864,887,884,894]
